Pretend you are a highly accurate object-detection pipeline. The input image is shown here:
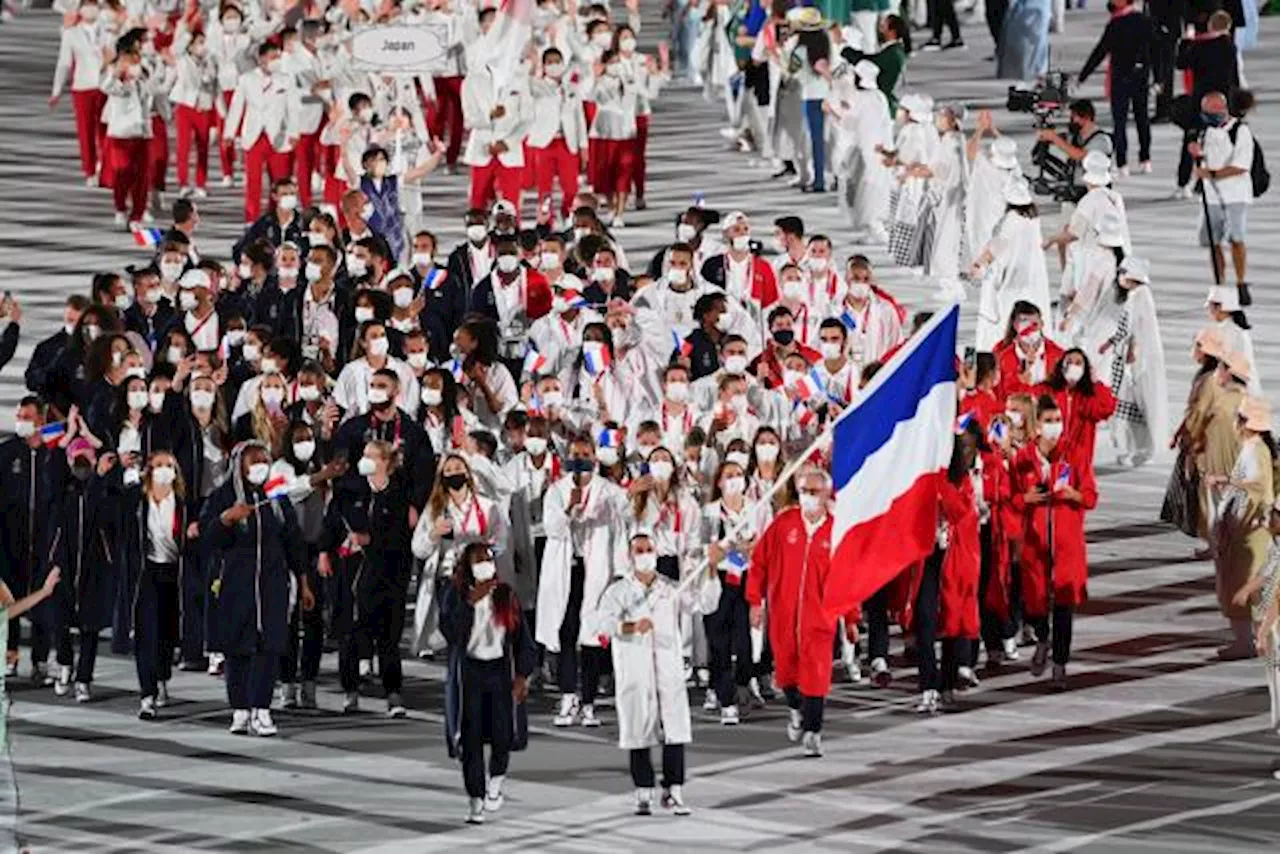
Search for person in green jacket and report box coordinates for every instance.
[839,13,909,116]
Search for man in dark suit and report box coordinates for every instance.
[25,296,89,403]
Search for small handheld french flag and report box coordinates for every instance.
[263,474,291,501]
[988,419,1008,443]
[789,371,822,403]
[598,427,622,449]
[582,342,611,376]
[1055,463,1072,490]
[40,422,66,447]
[447,358,465,382]
[671,330,693,359]
[523,345,548,377]
[793,400,816,429]
[954,412,975,435]
[132,226,164,248]
[561,289,589,310]
[422,267,446,291]
[725,549,748,585]
[839,309,858,332]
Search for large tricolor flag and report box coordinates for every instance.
[824,304,959,620]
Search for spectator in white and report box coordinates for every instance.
[529,47,588,227]
[1044,150,1130,274]
[100,28,157,229]
[461,14,532,214]
[1189,91,1255,308]
[289,20,330,209]
[965,113,1020,262]
[225,41,299,225]
[832,60,892,245]
[170,29,219,200]
[50,0,107,186]
[970,180,1052,351]
[334,321,420,419]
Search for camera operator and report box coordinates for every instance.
[1078,0,1153,175]
[1036,99,1114,180]
[1172,12,1239,198]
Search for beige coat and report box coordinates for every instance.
[1214,436,1275,620]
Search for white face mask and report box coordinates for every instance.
[799,493,824,515]
[731,394,749,414]
[393,287,415,308]
[820,341,844,361]
[167,346,185,365]
[367,387,390,405]
[755,443,779,463]
[1005,409,1024,427]
[723,354,748,375]
[726,451,750,469]
[591,266,614,282]
[367,336,389,358]
[807,256,829,273]
[354,306,375,324]
[422,386,442,406]
[298,384,321,402]
[542,390,564,410]
[148,391,166,413]
[151,465,175,486]
[407,351,428,370]
[305,261,323,281]
[730,235,751,253]
[633,552,658,573]
[715,313,734,333]
[260,357,280,375]
[412,251,433,268]
[539,252,561,271]
[361,203,375,221]
[144,289,162,305]
[597,446,619,467]
[676,223,697,242]
[1039,421,1063,442]
[238,262,254,280]
[619,36,636,52]
[293,440,316,462]
[471,560,497,582]
[125,366,146,380]
[466,224,488,244]
[1064,364,1085,384]
[227,329,246,347]
[191,389,215,410]
[261,387,285,408]
[247,462,270,485]
[665,382,689,404]
[161,261,184,282]
[14,420,35,439]
[357,455,377,476]
[722,475,746,496]
[544,62,564,78]
[114,292,133,311]
[347,256,368,277]
[591,31,611,48]
[242,342,261,362]
[648,459,674,482]
[496,254,520,274]
[86,325,103,342]
[278,265,299,282]
[278,194,298,211]
[357,107,374,123]
[179,291,198,312]
[667,267,688,286]
[127,390,149,410]
[849,281,872,301]
[782,280,806,302]
[525,436,547,456]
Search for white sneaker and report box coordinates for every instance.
[718,127,738,140]
[250,708,278,737]
[85,175,97,187]
[553,693,579,727]
[466,797,486,824]
[1172,185,1193,201]
[192,186,208,199]
[343,692,360,714]
[870,656,892,688]
[702,688,718,712]
[1002,637,1021,661]
[846,656,863,684]
[230,708,250,734]
[1139,161,1153,174]
[720,705,740,726]
[53,665,71,696]
[802,731,823,758]
[485,775,505,812]
[207,652,225,675]
[4,661,16,678]
[141,210,155,225]
[662,784,692,815]
[609,215,625,229]
[1030,641,1051,677]
[634,787,653,816]
[219,175,234,189]
[580,704,601,727]
[178,186,192,199]
[138,696,157,720]
[74,682,91,703]
[786,708,803,743]
[113,211,127,228]
[386,692,407,718]
[1117,165,1131,178]
[747,677,766,708]
[279,682,298,709]
[156,682,170,708]
[957,666,980,690]
[359,659,372,678]
[915,689,940,714]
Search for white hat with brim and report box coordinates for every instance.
[786,6,823,28]
[1239,395,1272,432]
[904,94,933,122]
[1003,180,1033,207]
[854,59,880,85]
[1081,150,1113,186]
[1205,284,1240,312]
[1224,350,1253,383]
[991,137,1019,171]
[1119,257,1150,284]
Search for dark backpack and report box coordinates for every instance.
[1228,122,1271,198]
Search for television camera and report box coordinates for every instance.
[1006,72,1085,203]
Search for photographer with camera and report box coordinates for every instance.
[1078,0,1153,176]
[1036,99,1114,173]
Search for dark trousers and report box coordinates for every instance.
[461,658,511,799]
[630,744,686,788]
[986,0,1008,46]
[1151,27,1177,119]
[1110,72,1152,168]
[557,559,594,698]
[783,685,824,733]
[915,549,942,692]
[180,552,206,664]
[705,579,752,705]
[135,563,179,698]
[282,579,324,684]
[930,0,961,40]
[226,651,275,709]
[1031,605,1074,666]
[205,552,223,655]
[338,554,408,695]
[1178,128,1199,188]
[974,525,1014,665]
[865,582,892,661]
[802,100,826,191]
[55,627,99,684]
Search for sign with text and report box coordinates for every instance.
[349,23,452,74]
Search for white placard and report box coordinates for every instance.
[349,24,451,73]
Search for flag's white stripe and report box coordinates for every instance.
[833,381,955,543]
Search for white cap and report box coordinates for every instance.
[1003,180,1033,206]
[491,199,517,218]
[1118,256,1150,284]
[1082,150,1112,186]
[721,210,749,232]
[991,137,1019,171]
[178,269,210,290]
[853,59,880,85]
[1206,284,1240,312]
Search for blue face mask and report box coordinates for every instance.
[566,458,593,474]
[1201,112,1226,128]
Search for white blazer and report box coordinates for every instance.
[52,23,104,95]
[527,75,588,152]
[99,64,156,139]
[460,66,531,168]
[287,47,328,135]
[535,475,630,653]
[224,66,299,151]
[169,54,218,111]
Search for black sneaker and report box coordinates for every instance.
[1238,282,1253,307]
[921,38,942,51]
[943,38,966,50]
[771,164,797,180]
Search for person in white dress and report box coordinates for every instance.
[831,60,892,244]
[1059,212,1126,350]
[1101,257,1167,467]
[969,180,1052,351]
[1206,284,1261,394]
[1045,150,1131,282]
[965,116,1021,266]
[886,93,939,268]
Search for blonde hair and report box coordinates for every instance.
[364,439,402,475]
[143,450,186,503]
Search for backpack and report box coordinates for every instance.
[1228,122,1271,198]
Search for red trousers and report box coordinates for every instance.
[294,129,323,206]
[149,116,169,191]
[533,137,580,218]
[321,143,345,212]
[215,90,236,179]
[583,100,600,191]
[633,113,650,199]
[108,136,149,221]
[429,75,464,166]
[71,88,107,179]
[468,160,522,214]
[175,104,213,189]
[243,135,294,223]
[594,138,635,196]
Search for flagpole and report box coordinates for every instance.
[674,302,960,594]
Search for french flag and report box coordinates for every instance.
[39,422,67,447]
[671,330,693,359]
[447,358,465,382]
[724,549,748,586]
[582,343,611,376]
[839,309,858,332]
[263,474,291,501]
[422,267,446,291]
[523,345,548,377]
[1054,463,1072,491]
[597,427,622,449]
[132,226,164,248]
[789,370,823,403]
[825,304,959,620]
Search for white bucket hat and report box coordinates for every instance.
[991,137,1019,171]
[1118,256,1150,284]
[1003,179,1033,207]
[1205,284,1240,312]
[1082,150,1113,186]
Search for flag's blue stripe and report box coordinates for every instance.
[831,307,958,491]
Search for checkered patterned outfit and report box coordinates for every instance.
[1109,307,1144,424]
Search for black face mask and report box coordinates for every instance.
[772,329,795,346]
[1068,119,1082,135]
[442,473,468,492]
